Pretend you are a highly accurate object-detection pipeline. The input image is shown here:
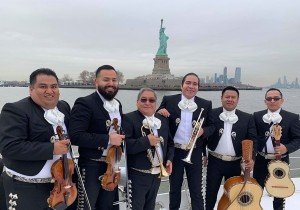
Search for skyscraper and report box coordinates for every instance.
[223,66,228,85]
[283,75,288,88]
[235,67,241,83]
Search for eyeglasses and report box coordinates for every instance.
[265,97,282,102]
[140,98,156,103]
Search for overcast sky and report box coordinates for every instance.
[0,0,299,86]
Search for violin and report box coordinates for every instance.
[101,118,123,191]
[48,125,77,209]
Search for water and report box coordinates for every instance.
[1,87,300,114]
[1,87,300,179]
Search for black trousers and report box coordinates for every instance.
[169,147,204,210]
[1,171,78,210]
[205,154,241,210]
[0,158,6,210]
[2,172,53,210]
[77,158,119,210]
[128,169,161,210]
[253,154,288,210]
[0,172,7,210]
[0,167,7,210]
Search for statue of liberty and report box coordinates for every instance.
[156,19,169,56]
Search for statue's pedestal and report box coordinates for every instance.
[152,55,170,75]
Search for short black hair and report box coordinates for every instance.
[95,65,116,77]
[29,68,58,85]
[181,72,200,88]
[265,88,283,98]
[222,86,239,97]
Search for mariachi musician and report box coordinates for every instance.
[205,86,257,210]
[253,88,300,210]
[69,65,124,210]
[157,73,215,210]
[0,155,7,210]
[0,68,76,210]
[123,88,174,210]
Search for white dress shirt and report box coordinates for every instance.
[97,92,122,156]
[214,109,237,156]
[263,108,282,153]
[173,95,194,145]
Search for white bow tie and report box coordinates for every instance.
[219,111,238,124]
[262,112,282,124]
[44,107,65,126]
[178,99,198,112]
[103,99,119,113]
[143,116,161,130]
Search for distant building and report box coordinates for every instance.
[295,78,299,88]
[223,66,228,85]
[235,67,241,83]
[269,76,300,89]
[283,75,288,88]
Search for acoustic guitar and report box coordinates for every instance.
[217,140,263,210]
[265,124,295,198]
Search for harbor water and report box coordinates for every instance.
[1,87,300,182]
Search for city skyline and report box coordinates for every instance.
[2,66,299,89]
[0,0,299,87]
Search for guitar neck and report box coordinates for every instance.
[272,124,282,160]
[274,139,282,160]
[244,168,250,181]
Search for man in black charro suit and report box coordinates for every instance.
[0,68,73,210]
[253,88,300,210]
[205,86,257,210]
[157,73,215,210]
[0,156,6,210]
[69,65,124,210]
[123,88,174,210]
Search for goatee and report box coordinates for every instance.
[97,86,119,101]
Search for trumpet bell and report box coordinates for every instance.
[182,158,193,164]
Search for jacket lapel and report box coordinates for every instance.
[93,92,111,120]
[216,108,225,138]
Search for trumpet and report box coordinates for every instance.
[141,120,170,178]
[182,108,204,164]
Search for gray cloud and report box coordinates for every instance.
[0,0,299,86]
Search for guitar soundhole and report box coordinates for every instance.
[273,168,285,179]
[238,192,253,206]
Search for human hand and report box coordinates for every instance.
[197,128,204,138]
[157,108,170,118]
[53,139,70,155]
[109,133,125,146]
[275,144,287,155]
[166,160,172,174]
[148,134,161,146]
[244,159,254,171]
